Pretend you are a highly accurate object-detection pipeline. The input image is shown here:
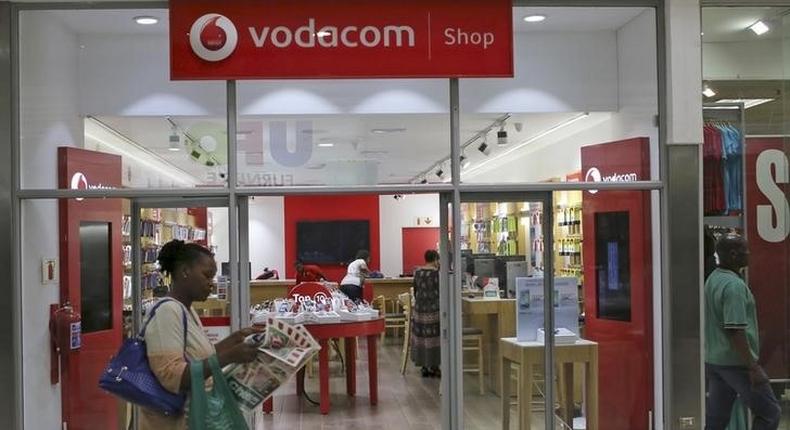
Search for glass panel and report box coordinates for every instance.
[80,221,112,333]
[459,198,546,429]
[20,198,130,429]
[703,7,790,428]
[19,9,227,189]
[236,81,450,186]
[459,7,659,185]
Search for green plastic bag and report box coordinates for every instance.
[188,355,248,430]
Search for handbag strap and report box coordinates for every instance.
[139,298,190,355]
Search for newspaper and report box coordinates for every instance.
[225,318,320,412]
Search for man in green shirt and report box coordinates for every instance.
[705,234,780,430]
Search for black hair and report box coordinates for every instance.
[355,250,370,260]
[424,249,440,263]
[157,239,214,276]
[295,259,304,266]
[715,234,747,267]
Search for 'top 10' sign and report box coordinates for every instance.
[170,0,513,80]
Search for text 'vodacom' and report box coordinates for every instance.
[247,18,496,50]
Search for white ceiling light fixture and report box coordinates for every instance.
[464,112,590,177]
[134,16,159,25]
[716,98,775,109]
[317,142,335,148]
[702,86,717,98]
[371,127,407,134]
[749,20,770,36]
[523,15,547,23]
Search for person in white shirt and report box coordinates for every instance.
[340,250,370,303]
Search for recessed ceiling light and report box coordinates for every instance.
[702,87,716,98]
[523,15,546,23]
[134,16,159,25]
[749,21,770,36]
[318,142,335,148]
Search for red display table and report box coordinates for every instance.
[262,318,386,415]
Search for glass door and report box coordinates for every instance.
[441,192,561,430]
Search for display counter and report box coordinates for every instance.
[500,338,598,430]
[462,297,516,395]
[250,279,297,304]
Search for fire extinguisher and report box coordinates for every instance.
[50,301,81,384]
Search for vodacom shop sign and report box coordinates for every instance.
[170,0,513,80]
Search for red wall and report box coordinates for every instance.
[284,194,380,283]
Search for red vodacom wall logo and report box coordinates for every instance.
[189,13,239,62]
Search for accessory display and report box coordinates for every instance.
[98,299,188,416]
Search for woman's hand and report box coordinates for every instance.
[216,327,264,366]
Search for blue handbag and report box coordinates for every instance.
[98,298,189,416]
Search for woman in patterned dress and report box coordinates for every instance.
[411,249,441,377]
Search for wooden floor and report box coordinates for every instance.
[250,338,554,430]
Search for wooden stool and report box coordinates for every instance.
[374,295,406,342]
[462,327,485,395]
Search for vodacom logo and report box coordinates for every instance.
[70,171,115,201]
[585,167,638,194]
[189,14,238,62]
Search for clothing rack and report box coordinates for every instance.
[702,103,746,234]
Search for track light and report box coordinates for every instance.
[497,125,508,146]
[478,139,491,156]
[460,154,471,169]
[435,166,446,180]
[419,177,428,184]
[749,21,770,36]
[168,126,181,152]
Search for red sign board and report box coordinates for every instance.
[744,137,790,378]
[170,0,513,80]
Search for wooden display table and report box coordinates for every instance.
[499,338,598,430]
[263,318,386,415]
[250,279,296,304]
[462,297,516,395]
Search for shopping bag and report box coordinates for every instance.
[98,299,188,416]
[189,355,249,430]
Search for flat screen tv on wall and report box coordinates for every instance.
[297,220,370,264]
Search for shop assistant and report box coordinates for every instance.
[339,250,370,303]
[295,259,326,284]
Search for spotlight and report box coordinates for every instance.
[478,140,491,156]
[460,154,471,169]
[419,178,428,184]
[168,127,181,152]
[497,126,508,146]
[749,21,770,36]
[435,166,446,180]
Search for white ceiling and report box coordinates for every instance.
[96,112,584,186]
[702,7,790,42]
[46,7,647,36]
